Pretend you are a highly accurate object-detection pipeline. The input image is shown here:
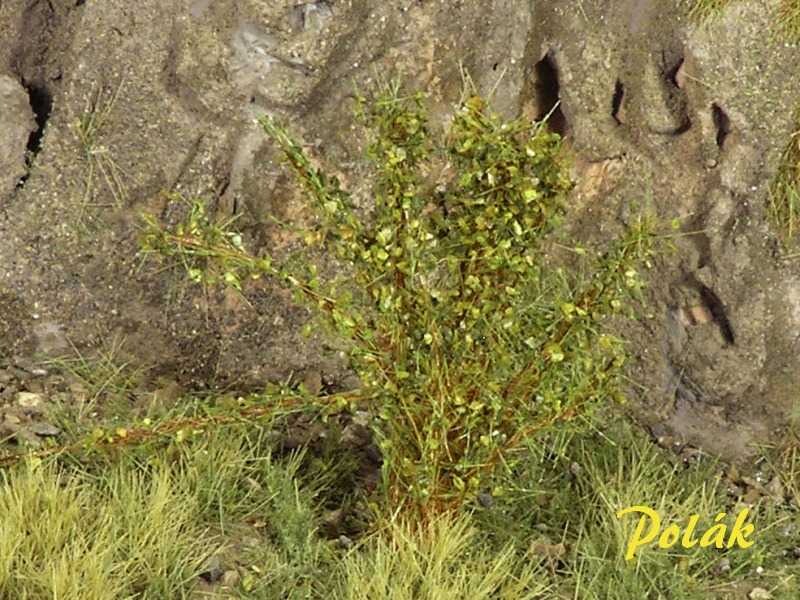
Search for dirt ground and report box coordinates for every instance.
[0,0,799,462]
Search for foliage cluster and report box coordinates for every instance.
[141,84,655,516]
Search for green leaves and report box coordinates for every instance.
[139,81,657,518]
[139,195,276,291]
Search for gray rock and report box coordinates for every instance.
[341,422,370,448]
[337,534,353,549]
[200,555,224,583]
[0,383,18,402]
[340,374,362,392]
[300,2,333,32]
[713,557,731,575]
[30,422,60,437]
[0,74,35,200]
[16,429,42,448]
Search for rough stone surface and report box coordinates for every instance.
[0,74,34,201]
[0,0,798,461]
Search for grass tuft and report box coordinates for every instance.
[338,513,549,600]
[777,0,800,42]
[476,418,789,599]
[687,0,736,22]
[769,121,800,250]
[0,461,207,599]
[72,78,130,232]
[688,0,800,44]
[0,425,342,599]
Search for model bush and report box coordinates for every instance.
[141,83,655,517]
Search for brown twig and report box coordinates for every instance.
[0,390,364,469]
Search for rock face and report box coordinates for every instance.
[0,0,798,460]
[0,74,35,200]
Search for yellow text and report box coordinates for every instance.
[616,505,755,561]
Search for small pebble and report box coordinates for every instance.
[3,413,21,426]
[322,508,345,533]
[16,392,44,416]
[713,557,731,575]
[221,570,240,587]
[477,492,494,508]
[16,391,43,410]
[200,556,224,583]
[299,2,333,32]
[31,422,61,437]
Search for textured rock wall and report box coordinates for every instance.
[0,0,798,459]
